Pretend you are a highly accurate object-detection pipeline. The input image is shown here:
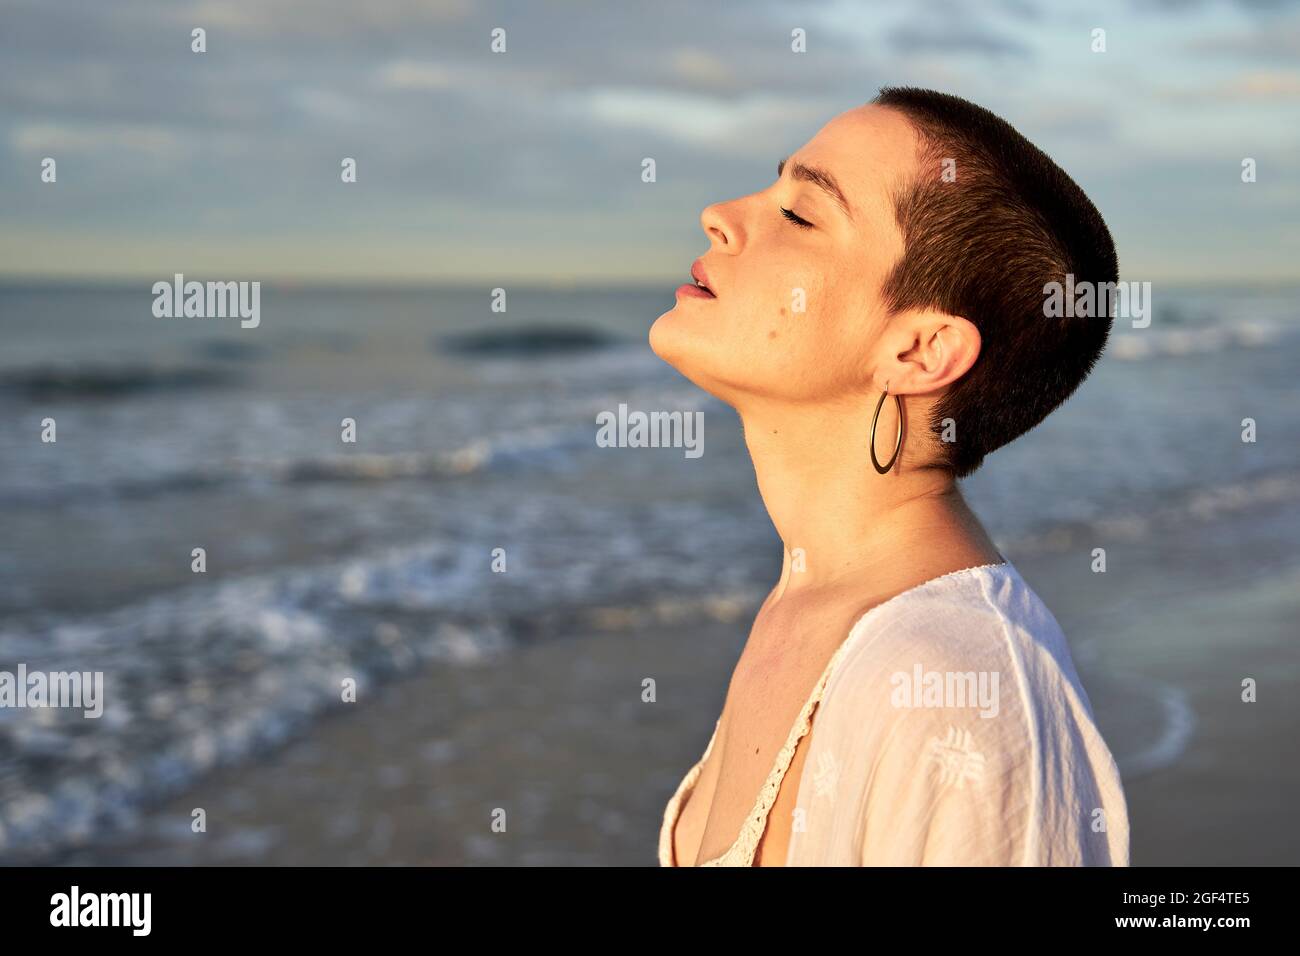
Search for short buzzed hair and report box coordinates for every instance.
[873,87,1118,478]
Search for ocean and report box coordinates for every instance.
[1,281,1298,863]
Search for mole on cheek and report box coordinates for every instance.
[768,330,778,339]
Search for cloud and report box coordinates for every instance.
[171,0,472,35]
[11,122,184,156]
[886,22,1032,58]
[1183,15,1300,61]
[287,87,367,123]
[1138,0,1300,13]
[374,60,458,91]
[665,49,740,93]
[563,87,839,152]
[1157,69,1300,100]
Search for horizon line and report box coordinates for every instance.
[1,274,1298,291]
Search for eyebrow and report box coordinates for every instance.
[777,155,854,221]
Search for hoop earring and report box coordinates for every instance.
[870,385,903,475]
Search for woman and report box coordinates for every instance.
[650,88,1129,866]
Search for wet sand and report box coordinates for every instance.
[54,607,749,866]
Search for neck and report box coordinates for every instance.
[737,394,1000,601]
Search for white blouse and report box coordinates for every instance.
[658,561,1130,866]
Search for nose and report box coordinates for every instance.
[700,198,743,252]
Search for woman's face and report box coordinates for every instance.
[649,105,918,407]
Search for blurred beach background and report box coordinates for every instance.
[1,0,1298,865]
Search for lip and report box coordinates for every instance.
[681,259,716,299]
[675,282,715,300]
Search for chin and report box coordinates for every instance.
[648,311,745,408]
[648,307,685,363]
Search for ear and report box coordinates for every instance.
[873,309,981,395]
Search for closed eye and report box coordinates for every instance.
[780,206,814,229]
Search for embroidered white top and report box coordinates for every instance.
[658,561,1130,866]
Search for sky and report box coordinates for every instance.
[1,0,1298,284]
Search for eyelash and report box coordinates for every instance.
[780,206,813,229]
